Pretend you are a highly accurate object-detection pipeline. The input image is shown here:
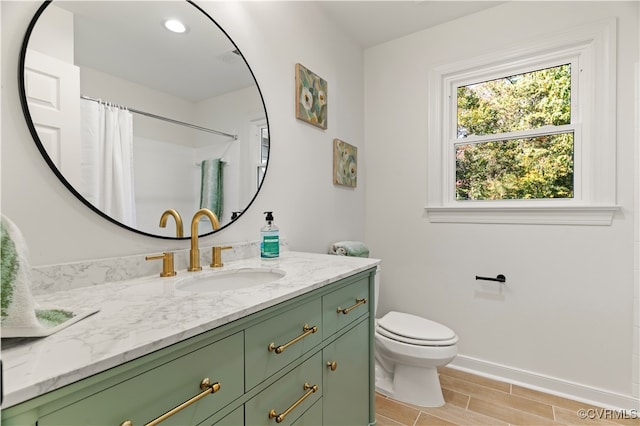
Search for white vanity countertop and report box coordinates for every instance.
[1,251,379,408]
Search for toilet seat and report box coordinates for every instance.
[377,311,458,346]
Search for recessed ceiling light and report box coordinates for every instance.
[163,19,188,34]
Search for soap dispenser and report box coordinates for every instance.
[261,211,279,260]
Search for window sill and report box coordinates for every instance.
[425,205,620,225]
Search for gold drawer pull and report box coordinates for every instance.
[119,378,220,426]
[337,298,367,315]
[326,361,338,371]
[268,324,318,354]
[268,382,319,423]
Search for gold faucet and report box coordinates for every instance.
[189,208,220,271]
[159,209,184,238]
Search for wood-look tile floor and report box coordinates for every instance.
[375,367,639,426]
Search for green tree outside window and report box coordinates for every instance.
[455,64,573,200]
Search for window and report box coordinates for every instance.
[258,125,269,187]
[455,63,575,201]
[426,19,618,225]
[250,117,269,190]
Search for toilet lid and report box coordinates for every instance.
[377,311,456,342]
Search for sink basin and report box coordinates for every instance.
[176,268,286,293]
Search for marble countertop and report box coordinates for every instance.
[1,251,379,408]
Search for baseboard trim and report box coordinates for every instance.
[449,355,640,411]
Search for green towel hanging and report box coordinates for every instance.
[199,158,224,220]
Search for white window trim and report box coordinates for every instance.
[250,117,268,189]
[425,19,619,225]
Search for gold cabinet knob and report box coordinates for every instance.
[326,361,338,371]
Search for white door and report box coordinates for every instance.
[24,48,81,188]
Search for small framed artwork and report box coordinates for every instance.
[295,63,327,129]
[333,139,357,187]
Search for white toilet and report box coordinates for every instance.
[374,269,458,407]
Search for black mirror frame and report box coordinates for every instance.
[18,0,270,240]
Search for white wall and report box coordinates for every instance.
[364,1,639,408]
[635,57,640,405]
[1,1,365,265]
[80,66,197,148]
[27,3,73,63]
[133,136,198,236]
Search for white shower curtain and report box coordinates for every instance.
[80,99,136,227]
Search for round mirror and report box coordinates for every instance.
[19,0,269,239]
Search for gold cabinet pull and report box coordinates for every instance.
[120,378,220,426]
[326,361,338,371]
[337,298,367,315]
[268,382,318,423]
[268,324,318,354]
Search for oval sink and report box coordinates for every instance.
[176,268,285,293]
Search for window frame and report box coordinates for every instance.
[450,58,580,202]
[426,19,618,225]
[250,117,269,190]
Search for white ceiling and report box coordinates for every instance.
[315,1,506,48]
[55,1,253,102]
[50,1,505,103]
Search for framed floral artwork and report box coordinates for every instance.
[295,63,327,129]
[333,139,357,187]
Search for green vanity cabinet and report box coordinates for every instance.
[205,406,244,425]
[320,271,371,425]
[245,353,323,425]
[245,298,323,390]
[322,319,370,426]
[1,268,376,426]
[40,332,245,426]
[321,275,369,338]
[291,399,323,426]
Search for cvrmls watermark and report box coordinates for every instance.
[577,408,639,420]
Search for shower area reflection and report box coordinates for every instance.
[21,0,269,238]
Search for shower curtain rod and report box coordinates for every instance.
[80,95,237,140]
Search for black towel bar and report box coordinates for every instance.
[475,274,506,283]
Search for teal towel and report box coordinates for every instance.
[328,241,370,258]
[199,159,224,220]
